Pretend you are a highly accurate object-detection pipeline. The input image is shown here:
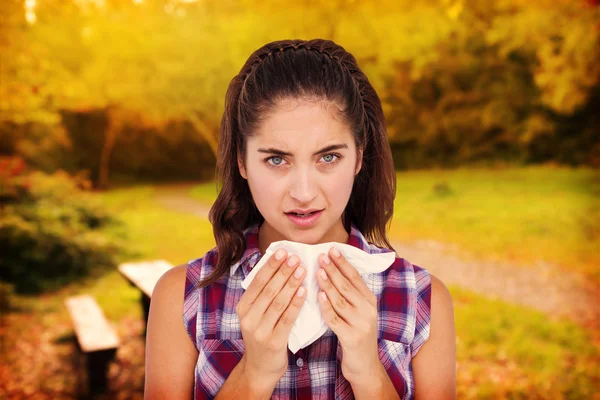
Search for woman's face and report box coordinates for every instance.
[239,98,362,246]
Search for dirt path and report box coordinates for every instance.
[155,183,599,330]
[393,240,599,330]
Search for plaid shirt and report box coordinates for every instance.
[184,223,431,400]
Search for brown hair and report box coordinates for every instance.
[204,39,396,288]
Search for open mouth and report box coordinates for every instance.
[285,210,324,227]
[287,211,320,218]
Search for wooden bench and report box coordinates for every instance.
[65,295,120,394]
[118,259,173,326]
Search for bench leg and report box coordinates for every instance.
[87,348,117,394]
[142,294,151,331]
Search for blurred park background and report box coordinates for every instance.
[1,0,599,398]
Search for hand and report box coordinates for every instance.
[235,248,306,395]
[316,247,382,385]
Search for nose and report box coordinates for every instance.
[288,166,318,204]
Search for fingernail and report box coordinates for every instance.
[320,268,327,280]
[287,255,298,267]
[275,249,286,260]
[296,286,305,297]
[319,292,327,302]
[294,266,304,279]
[321,254,331,265]
[331,247,340,258]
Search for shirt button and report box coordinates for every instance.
[296,358,304,368]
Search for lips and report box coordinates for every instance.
[287,210,320,217]
[286,209,323,227]
[285,209,323,216]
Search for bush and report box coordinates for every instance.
[0,281,15,311]
[0,158,124,293]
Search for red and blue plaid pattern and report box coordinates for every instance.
[184,223,431,399]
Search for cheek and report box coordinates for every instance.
[246,172,280,210]
[325,168,355,208]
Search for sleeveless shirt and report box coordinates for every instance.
[183,223,431,399]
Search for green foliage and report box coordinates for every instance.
[1,0,598,183]
[0,0,81,126]
[0,161,124,293]
[487,0,600,115]
[0,120,73,173]
[383,0,600,168]
[384,34,537,167]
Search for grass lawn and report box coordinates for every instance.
[2,180,598,399]
[100,185,216,268]
[109,183,600,398]
[190,165,600,280]
[452,287,599,399]
[101,185,600,398]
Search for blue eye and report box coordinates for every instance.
[321,153,340,163]
[268,156,284,166]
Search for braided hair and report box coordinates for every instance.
[204,39,396,288]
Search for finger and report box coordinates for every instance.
[316,266,357,324]
[237,249,289,316]
[260,265,306,331]
[245,254,300,320]
[319,253,362,307]
[328,247,377,307]
[318,291,351,338]
[271,285,307,345]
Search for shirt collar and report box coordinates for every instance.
[229,222,372,277]
[228,223,262,277]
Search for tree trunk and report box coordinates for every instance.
[97,107,121,189]
[187,111,218,157]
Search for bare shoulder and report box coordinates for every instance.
[153,263,189,299]
[430,274,453,313]
[145,263,197,399]
[148,264,193,332]
[413,273,456,399]
[148,262,193,339]
[427,273,455,343]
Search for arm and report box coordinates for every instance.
[412,274,456,400]
[214,356,273,400]
[315,248,399,399]
[348,364,400,400]
[145,265,199,400]
[216,249,307,399]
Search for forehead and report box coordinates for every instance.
[249,98,354,149]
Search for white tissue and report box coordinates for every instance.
[240,241,396,353]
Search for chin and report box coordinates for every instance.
[283,224,327,244]
[291,233,322,244]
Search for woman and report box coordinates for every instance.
[145,39,456,399]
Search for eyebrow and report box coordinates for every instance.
[257,143,349,157]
